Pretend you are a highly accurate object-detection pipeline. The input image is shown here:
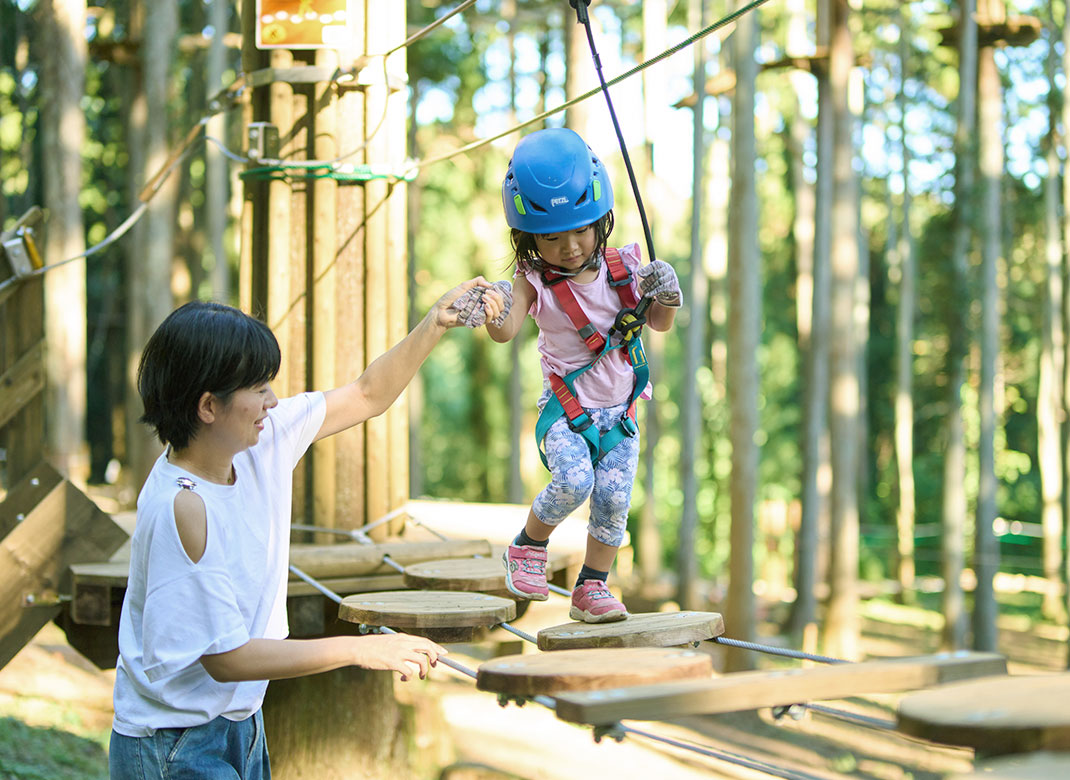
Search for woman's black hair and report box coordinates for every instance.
[510,210,615,275]
[137,301,280,450]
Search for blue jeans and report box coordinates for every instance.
[110,709,269,780]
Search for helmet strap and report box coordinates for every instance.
[543,252,602,278]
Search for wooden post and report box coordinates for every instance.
[239,4,421,776]
[362,1,390,535]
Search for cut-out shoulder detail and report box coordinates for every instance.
[173,488,208,563]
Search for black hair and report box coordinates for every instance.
[137,301,281,450]
[509,210,615,275]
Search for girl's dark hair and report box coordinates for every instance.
[137,301,280,450]
[510,210,615,275]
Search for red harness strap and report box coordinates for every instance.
[540,248,639,356]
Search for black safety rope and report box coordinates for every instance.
[570,0,654,322]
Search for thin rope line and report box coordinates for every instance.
[621,724,828,780]
[795,702,897,729]
[410,0,774,173]
[498,621,538,644]
[385,0,477,56]
[712,636,848,665]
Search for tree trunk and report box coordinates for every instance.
[725,1,760,672]
[263,668,445,779]
[206,0,230,302]
[564,7,594,135]
[941,0,977,652]
[37,0,88,481]
[973,25,1003,649]
[1060,0,1070,668]
[1041,27,1065,633]
[893,9,918,604]
[1041,16,1066,637]
[677,0,708,613]
[637,0,669,589]
[504,0,525,505]
[822,0,861,661]
[790,0,832,647]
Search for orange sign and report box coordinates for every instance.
[256,0,353,49]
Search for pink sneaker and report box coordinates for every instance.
[503,545,549,601]
[569,580,628,623]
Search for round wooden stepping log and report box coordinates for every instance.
[898,674,1070,756]
[476,646,713,698]
[338,591,516,643]
[954,751,1070,779]
[403,557,508,594]
[537,611,724,651]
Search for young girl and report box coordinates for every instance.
[110,278,500,779]
[483,128,681,623]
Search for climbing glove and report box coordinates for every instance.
[449,280,513,328]
[637,260,683,307]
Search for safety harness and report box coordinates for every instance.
[534,247,649,468]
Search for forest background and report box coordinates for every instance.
[2,0,1068,672]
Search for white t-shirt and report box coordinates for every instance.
[112,391,326,737]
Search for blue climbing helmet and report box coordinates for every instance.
[502,128,613,234]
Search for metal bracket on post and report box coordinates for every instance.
[247,122,281,162]
[0,206,45,279]
[592,723,626,744]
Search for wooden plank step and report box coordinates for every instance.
[898,673,1070,756]
[476,647,713,698]
[954,751,1070,779]
[555,651,1007,726]
[537,611,725,651]
[338,590,515,643]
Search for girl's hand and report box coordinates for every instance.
[637,261,683,307]
[448,280,513,328]
[350,633,447,681]
[480,281,513,327]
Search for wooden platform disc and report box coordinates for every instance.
[338,590,515,632]
[555,651,1007,726]
[475,647,713,697]
[403,548,578,596]
[402,557,507,593]
[897,674,1070,755]
[953,751,1070,779]
[537,611,724,651]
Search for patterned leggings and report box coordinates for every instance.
[533,398,640,547]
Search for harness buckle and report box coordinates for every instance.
[621,415,638,438]
[567,414,594,434]
[611,308,646,343]
[541,270,570,286]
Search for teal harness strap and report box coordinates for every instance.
[535,335,648,469]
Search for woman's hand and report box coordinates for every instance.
[434,277,494,329]
[350,633,448,681]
